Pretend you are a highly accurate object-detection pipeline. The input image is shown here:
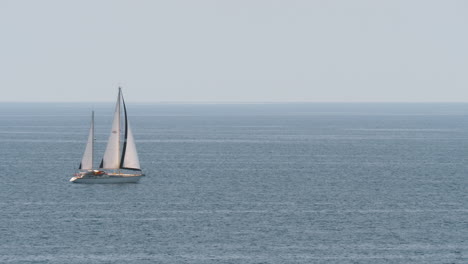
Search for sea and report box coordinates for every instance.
[0,102,466,264]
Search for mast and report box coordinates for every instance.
[91,110,94,169]
[117,87,121,165]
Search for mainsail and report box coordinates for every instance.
[100,89,121,169]
[100,87,141,170]
[79,111,94,170]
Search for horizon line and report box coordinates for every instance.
[2,101,468,104]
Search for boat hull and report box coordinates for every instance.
[70,174,144,184]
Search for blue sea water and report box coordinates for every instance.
[0,103,466,263]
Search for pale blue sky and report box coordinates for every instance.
[0,0,467,102]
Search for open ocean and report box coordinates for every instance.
[0,102,466,264]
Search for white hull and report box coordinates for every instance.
[70,174,144,184]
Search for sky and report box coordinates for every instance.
[0,0,467,102]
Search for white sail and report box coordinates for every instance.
[121,121,141,170]
[79,111,94,170]
[100,89,121,169]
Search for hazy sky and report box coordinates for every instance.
[0,0,467,102]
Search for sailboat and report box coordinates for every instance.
[70,88,145,183]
